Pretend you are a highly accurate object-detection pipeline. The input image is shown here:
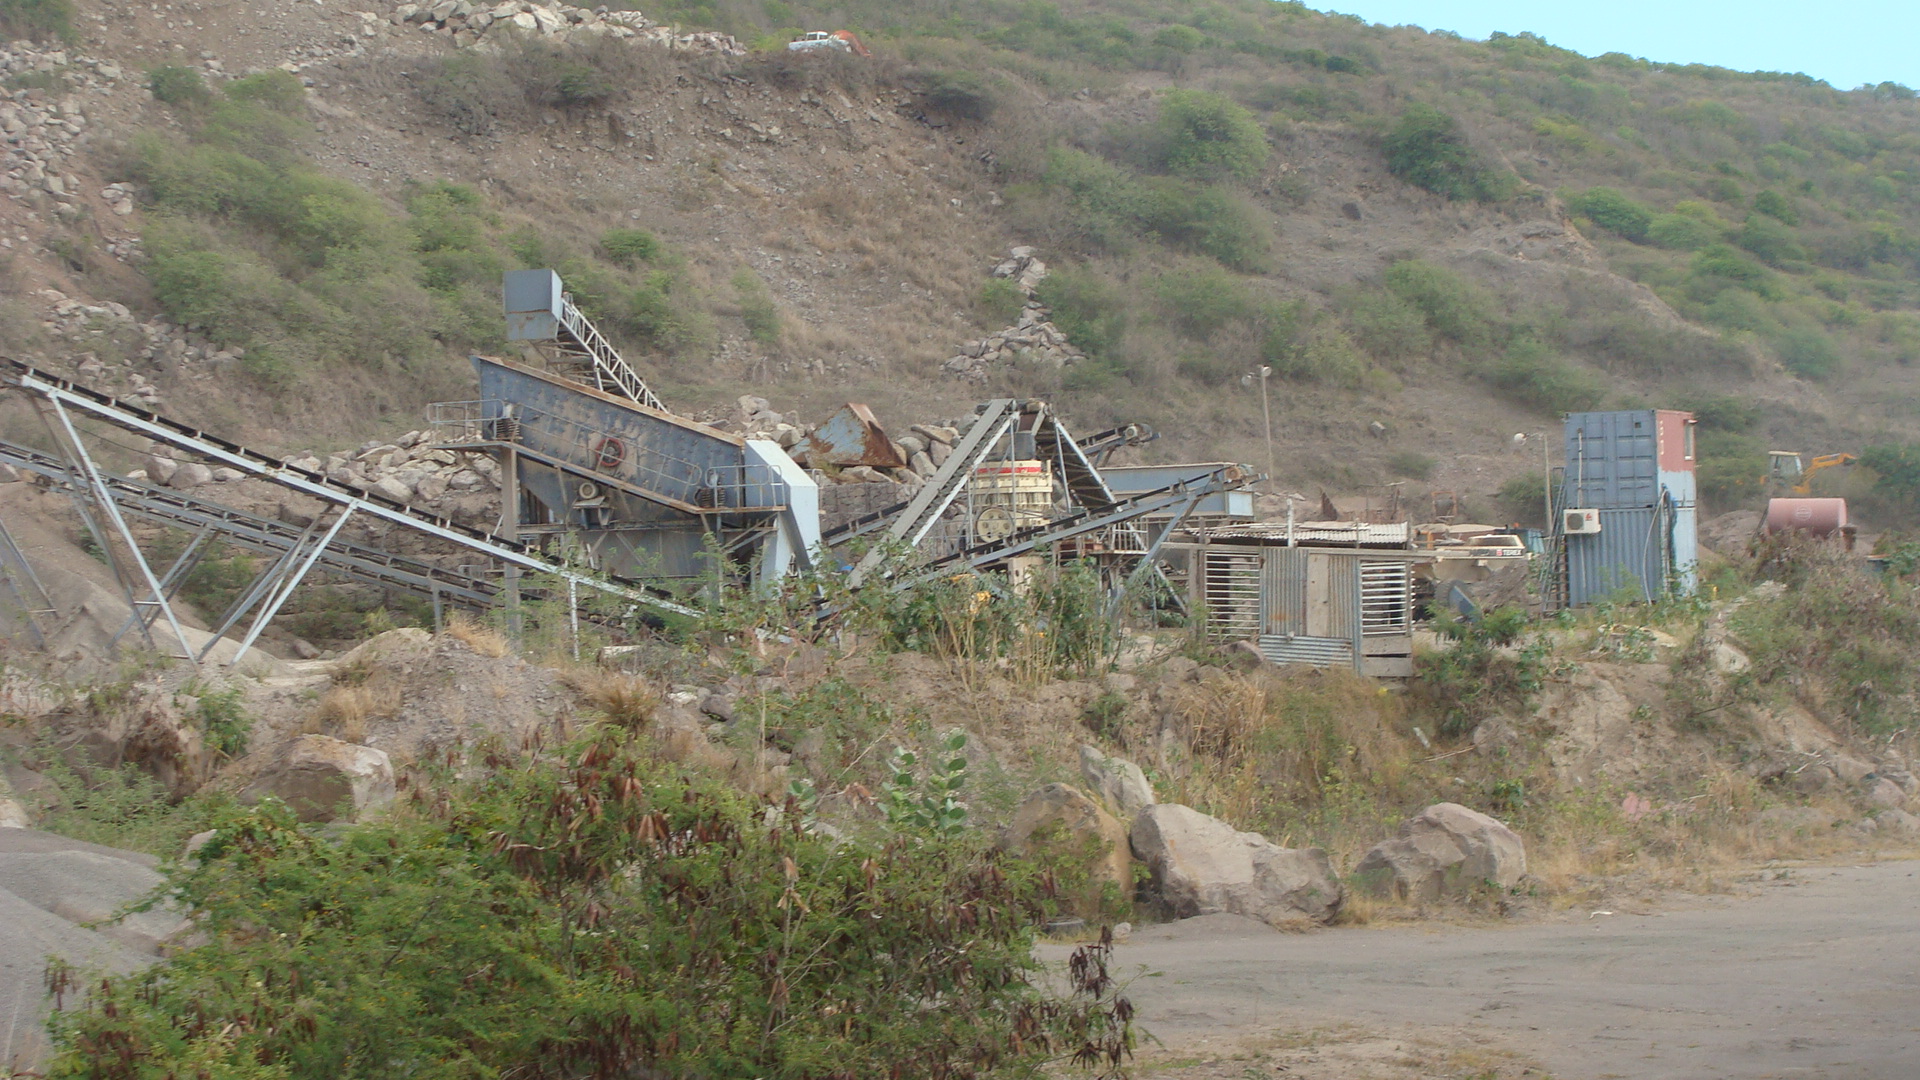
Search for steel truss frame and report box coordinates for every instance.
[2,358,695,667]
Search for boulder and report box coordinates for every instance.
[1078,744,1155,821]
[1129,803,1341,927]
[167,462,213,489]
[242,735,395,822]
[1000,784,1131,905]
[1353,802,1526,903]
[371,475,414,503]
[1868,777,1907,809]
[0,849,187,955]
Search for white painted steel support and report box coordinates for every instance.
[109,522,216,648]
[848,399,1019,587]
[38,395,198,661]
[229,507,354,666]
[4,363,695,619]
[0,516,55,648]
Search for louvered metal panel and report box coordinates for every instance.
[1204,549,1263,641]
[1359,559,1411,637]
[1257,635,1354,667]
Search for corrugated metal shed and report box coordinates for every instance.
[1197,542,1416,677]
[1199,521,1411,547]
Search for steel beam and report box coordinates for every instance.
[35,395,198,660]
[2,360,695,618]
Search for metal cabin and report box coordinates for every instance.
[1557,409,1698,606]
[1186,521,1419,678]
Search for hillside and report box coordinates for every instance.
[5,0,1920,520]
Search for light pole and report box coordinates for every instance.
[1241,366,1274,489]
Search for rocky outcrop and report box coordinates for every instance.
[1353,803,1527,903]
[390,2,745,55]
[941,300,1086,382]
[242,735,395,822]
[0,830,168,1071]
[999,783,1132,902]
[1129,803,1342,927]
[1078,744,1155,821]
[0,44,123,208]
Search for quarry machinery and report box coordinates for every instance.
[429,271,820,592]
[1766,450,1857,497]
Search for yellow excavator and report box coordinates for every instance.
[1767,450,1857,496]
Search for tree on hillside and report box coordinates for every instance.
[1153,89,1269,182]
[1382,103,1508,201]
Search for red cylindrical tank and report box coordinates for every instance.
[1766,497,1848,537]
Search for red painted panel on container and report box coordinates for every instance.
[1656,410,1696,474]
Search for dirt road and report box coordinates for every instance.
[1062,861,1920,1079]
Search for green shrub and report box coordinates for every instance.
[1152,264,1257,338]
[1689,244,1775,296]
[624,269,712,355]
[1484,337,1606,413]
[1340,286,1431,362]
[1735,215,1807,267]
[1381,259,1502,346]
[0,0,75,42]
[1567,187,1652,242]
[1382,103,1510,201]
[1773,326,1840,379]
[1035,265,1128,359]
[553,61,613,108]
[1153,89,1270,182]
[1153,24,1206,52]
[1271,323,1365,385]
[732,268,782,347]
[1647,212,1722,250]
[976,277,1027,325]
[1673,393,1760,432]
[43,729,1128,1078]
[148,65,212,108]
[1695,430,1768,508]
[1497,472,1550,527]
[1387,450,1435,480]
[1133,180,1271,270]
[224,69,307,111]
[600,227,661,267]
[1751,189,1801,225]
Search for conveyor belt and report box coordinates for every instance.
[0,357,695,618]
[0,437,504,612]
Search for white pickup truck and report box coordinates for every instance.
[786,30,871,57]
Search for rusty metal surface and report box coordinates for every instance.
[800,403,906,469]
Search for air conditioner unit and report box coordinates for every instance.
[1563,508,1602,535]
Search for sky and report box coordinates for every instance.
[1318,1,1920,91]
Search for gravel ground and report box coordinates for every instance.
[1048,860,1920,1080]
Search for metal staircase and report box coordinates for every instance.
[504,269,666,412]
[550,291,667,412]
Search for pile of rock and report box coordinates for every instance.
[390,2,746,55]
[0,44,119,206]
[129,430,501,523]
[290,430,501,509]
[941,249,1086,383]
